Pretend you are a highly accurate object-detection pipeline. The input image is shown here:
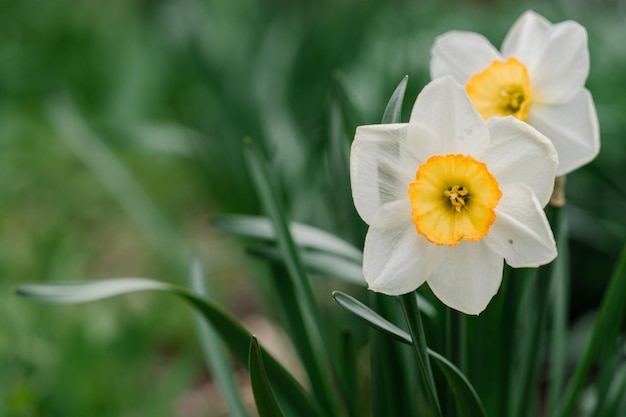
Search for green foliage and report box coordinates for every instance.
[3,0,626,416]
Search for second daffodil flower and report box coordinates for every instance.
[351,77,558,314]
[430,10,599,175]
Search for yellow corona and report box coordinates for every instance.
[408,154,502,246]
[466,57,532,121]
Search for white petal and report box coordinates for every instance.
[363,200,445,296]
[482,116,557,207]
[430,31,501,82]
[485,183,557,268]
[350,123,418,225]
[501,10,552,69]
[409,77,490,159]
[527,89,599,176]
[427,241,503,315]
[529,20,589,104]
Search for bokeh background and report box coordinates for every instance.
[1,0,625,416]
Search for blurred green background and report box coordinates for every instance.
[1,0,625,416]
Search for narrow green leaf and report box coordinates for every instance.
[249,336,286,417]
[598,358,626,417]
[244,140,344,416]
[189,256,250,417]
[249,246,365,286]
[332,290,438,342]
[16,279,326,417]
[250,245,437,315]
[588,337,626,417]
[547,208,570,415]
[370,293,422,417]
[511,206,562,417]
[212,214,363,263]
[333,291,410,344]
[16,278,172,303]
[555,242,626,417]
[337,331,359,417]
[381,76,408,124]
[334,290,487,417]
[400,292,442,417]
[429,351,489,417]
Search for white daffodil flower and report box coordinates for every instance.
[350,77,558,315]
[430,10,599,176]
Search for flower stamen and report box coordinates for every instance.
[444,185,468,212]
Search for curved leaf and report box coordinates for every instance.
[212,214,363,263]
[16,279,325,417]
[429,350,489,417]
[189,257,250,417]
[249,247,365,286]
[249,336,286,417]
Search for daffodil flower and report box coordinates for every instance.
[350,77,558,314]
[430,10,599,176]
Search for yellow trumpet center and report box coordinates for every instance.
[408,154,502,246]
[466,57,532,121]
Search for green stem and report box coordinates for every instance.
[445,309,465,417]
[546,207,569,416]
[400,292,442,417]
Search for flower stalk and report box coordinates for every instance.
[400,292,442,417]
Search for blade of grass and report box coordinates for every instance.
[16,279,326,417]
[249,336,286,417]
[189,256,250,417]
[243,139,344,416]
[554,241,626,417]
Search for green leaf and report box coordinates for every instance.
[189,256,250,417]
[212,214,362,263]
[249,336,286,417]
[248,246,364,286]
[555,242,626,417]
[244,140,344,416]
[333,291,411,344]
[381,76,408,124]
[429,350,489,417]
[400,292,442,417]
[333,290,487,417]
[16,279,326,417]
